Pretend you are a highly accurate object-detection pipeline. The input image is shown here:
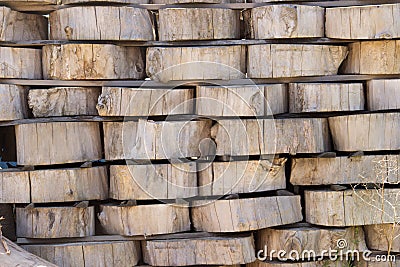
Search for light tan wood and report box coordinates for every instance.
[367,79,400,111]
[50,6,154,41]
[364,224,400,253]
[341,40,400,74]
[29,87,100,117]
[198,158,286,196]
[326,4,400,39]
[98,204,190,236]
[213,118,331,156]
[0,170,30,203]
[146,46,246,82]
[16,206,95,238]
[63,0,148,3]
[328,113,400,152]
[43,44,145,80]
[249,5,324,39]
[142,235,255,266]
[0,47,42,79]
[97,87,194,117]
[23,241,141,267]
[289,83,364,113]
[15,122,102,165]
[110,163,197,200]
[192,196,302,232]
[196,84,287,117]
[305,189,400,226]
[103,120,212,160]
[248,260,350,267]
[158,8,239,41]
[291,155,400,185]
[248,44,347,78]
[0,85,28,121]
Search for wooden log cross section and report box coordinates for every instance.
[0,84,28,121]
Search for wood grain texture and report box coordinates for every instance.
[305,189,400,226]
[291,155,400,185]
[146,46,246,82]
[0,170,30,203]
[63,0,148,3]
[364,224,400,253]
[151,0,238,4]
[196,84,287,117]
[0,47,42,79]
[16,206,95,238]
[198,158,286,196]
[250,5,324,39]
[110,163,197,200]
[289,83,364,113]
[142,235,255,266]
[158,8,239,41]
[97,87,193,116]
[0,84,28,121]
[98,204,190,236]
[326,4,400,39]
[29,87,100,117]
[328,113,400,152]
[15,122,102,165]
[50,6,154,40]
[248,260,350,267]
[367,79,400,111]
[248,44,347,78]
[43,44,145,80]
[355,258,400,267]
[23,241,141,267]
[192,196,302,232]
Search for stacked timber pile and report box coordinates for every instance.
[0,0,399,267]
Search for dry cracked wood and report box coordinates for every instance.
[249,5,324,39]
[0,170,30,203]
[110,163,197,200]
[248,260,350,267]
[43,44,145,80]
[97,87,194,117]
[355,257,400,267]
[152,0,239,4]
[192,196,302,232]
[213,118,331,156]
[196,84,287,117]
[103,120,212,160]
[291,155,400,185]
[63,0,148,3]
[158,8,239,41]
[0,84,28,121]
[305,189,400,226]
[198,158,286,196]
[364,224,400,253]
[142,235,255,266]
[23,241,141,267]
[16,206,95,238]
[326,4,400,39]
[341,40,400,74]
[28,87,100,117]
[0,47,42,79]
[289,83,364,113]
[146,46,246,82]
[50,6,154,40]
[248,44,347,78]
[367,79,400,111]
[328,113,400,152]
[15,122,102,165]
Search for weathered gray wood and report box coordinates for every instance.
[98,204,190,236]
[328,113,400,152]
[146,46,246,82]
[151,0,239,4]
[355,257,400,267]
[326,4,400,39]
[248,44,347,78]
[305,189,400,226]
[63,0,148,3]
[291,155,400,185]
[15,122,102,165]
[23,241,141,267]
[50,6,154,41]
[367,79,400,111]
[0,47,42,79]
[192,196,302,232]
[16,206,95,238]
[97,87,193,117]
[364,224,400,253]
[110,163,197,200]
[248,260,350,267]
[289,83,364,113]
[0,170,30,203]
[198,158,286,196]
[43,44,145,80]
[28,87,100,117]
[158,8,239,41]
[142,235,255,266]
[196,84,287,116]
[0,85,28,121]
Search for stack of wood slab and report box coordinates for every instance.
[0,0,399,267]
